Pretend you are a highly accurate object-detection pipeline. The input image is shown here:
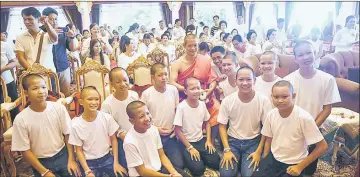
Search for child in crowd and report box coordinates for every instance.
[101,67,139,170]
[218,66,272,177]
[69,86,127,176]
[284,41,341,176]
[253,80,328,177]
[254,51,282,106]
[141,63,184,170]
[12,74,81,177]
[218,53,239,100]
[210,46,227,82]
[174,77,221,176]
[124,101,189,177]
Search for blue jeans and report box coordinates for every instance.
[219,135,261,177]
[86,153,126,177]
[33,147,78,177]
[117,138,127,170]
[161,136,184,169]
[181,137,221,176]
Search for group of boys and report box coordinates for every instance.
[11,34,340,177]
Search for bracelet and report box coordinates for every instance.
[187,145,194,152]
[85,169,93,175]
[69,36,75,39]
[223,148,231,152]
[41,169,51,177]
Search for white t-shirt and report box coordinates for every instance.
[11,102,71,158]
[69,111,119,160]
[244,42,262,58]
[15,31,57,73]
[252,24,266,43]
[172,26,186,40]
[236,24,248,40]
[219,77,238,99]
[158,44,175,64]
[276,27,287,43]
[137,43,155,57]
[307,39,323,68]
[173,101,210,142]
[155,28,167,39]
[117,52,140,69]
[217,92,272,140]
[261,105,324,164]
[262,40,282,55]
[124,126,163,177]
[126,32,140,45]
[142,85,179,130]
[333,27,358,52]
[284,69,341,120]
[101,91,139,132]
[254,76,282,106]
[1,41,16,84]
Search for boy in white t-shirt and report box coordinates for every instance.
[218,53,239,100]
[218,66,272,177]
[141,63,184,170]
[254,51,282,106]
[69,86,127,177]
[11,74,81,177]
[174,77,221,176]
[284,41,341,176]
[253,80,328,177]
[101,67,139,170]
[124,101,189,177]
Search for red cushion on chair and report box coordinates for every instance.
[130,84,152,98]
[275,67,290,78]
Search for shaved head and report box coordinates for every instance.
[184,34,197,45]
[272,80,294,94]
[80,86,100,99]
[126,100,146,119]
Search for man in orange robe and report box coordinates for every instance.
[170,34,220,142]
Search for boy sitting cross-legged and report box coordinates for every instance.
[69,86,127,177]
[252,80,328,177]
[11,74,81,177]
[174,77,221,176]
[124,100,189,177]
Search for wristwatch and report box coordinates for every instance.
[187,145,194,152]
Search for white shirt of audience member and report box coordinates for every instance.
[172,26,186,40]
[333,17,358,52]
[80,37,113,58]
[1,41,17,84]
[69,111,119,160]
[11,102,71,158]
[123,126,163,177]
[101,90,139,133]
[284,69,341,122]
[217,92,272,140]
[15,30,58,73]
[218,77,238,99]
[117,52,140,69]
[261,105,324,164]
[173,101,210,142]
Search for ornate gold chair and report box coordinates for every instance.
[175,42,186,60]
[75,59,110,101]
[127,56,153,97]
[147,47,171,75]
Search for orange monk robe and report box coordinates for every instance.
[176,54,220,127]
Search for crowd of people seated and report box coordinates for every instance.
[0,5,359,177]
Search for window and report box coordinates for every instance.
[7,6,68,42]
[194,2,237,31]
[100,3,163,33]
[289,2,336,38]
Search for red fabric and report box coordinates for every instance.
[130,84,152,98]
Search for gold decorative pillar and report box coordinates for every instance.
[167,1,182,24]
[76,2,92,30]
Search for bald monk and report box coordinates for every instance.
[170,34,220,143]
